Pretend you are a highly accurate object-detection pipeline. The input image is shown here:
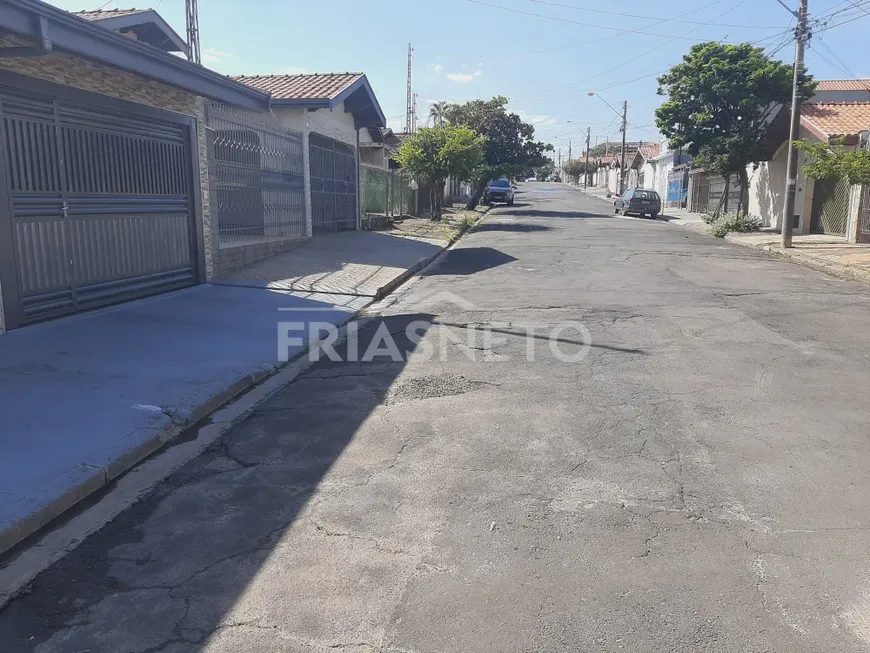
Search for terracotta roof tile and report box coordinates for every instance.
[815,80,870,92]
[73,8,151,21]
[801,102,870,138]
[638,143,661,160]
[233,73,364,101]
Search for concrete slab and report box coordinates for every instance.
[0,284,365,555]
[215,230,443,297]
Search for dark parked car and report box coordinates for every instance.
[484,178,515,205]
[614,188,661,218]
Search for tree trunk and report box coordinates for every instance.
[466,179,488,210]
[737,167,749,217]
[433,180,446,220]
[722,173,731,215]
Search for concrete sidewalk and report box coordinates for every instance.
[216,230,444,297]
[0,229,454,557]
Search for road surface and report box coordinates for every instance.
[4,182,870,652]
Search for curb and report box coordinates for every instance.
[659,217,870,287]
[0,212,485,606]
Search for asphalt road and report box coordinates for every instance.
[4,182,870,652]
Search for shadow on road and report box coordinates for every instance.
[510,209,610,219]
[423,247,518,276]
[474,223,553,233]
[0,314,434,653]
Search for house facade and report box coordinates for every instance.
[0,2,389,332]
[746,80,870,241]
[0,0,271,332]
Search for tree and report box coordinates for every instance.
[563,159,593,184]
[535,161,555,181]
[655,42,815,216]
[443,96,552,208]
[394,124,484,218]
[429,101,448,127]
[796,138,870,185]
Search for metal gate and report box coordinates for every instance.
[0,87,197,326]
[858,184,870,244]
[309,133,357,233]
[209,103,305,246]
[810,177,850,236]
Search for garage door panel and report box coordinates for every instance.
[0,88,197,326]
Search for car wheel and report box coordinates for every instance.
[614,205,620,214]
[507,198,514,206]
[651,212,659,219]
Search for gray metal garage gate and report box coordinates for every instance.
[0,81,199,328]
[309,133,358,233]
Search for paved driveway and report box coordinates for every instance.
[3,183,870,652]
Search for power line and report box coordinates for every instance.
[812,36,859,78]
[517,0,759,108]
[525,0,781,28]
[466,0,736,41]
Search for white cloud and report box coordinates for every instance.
[201,48,233,64]
[513,109,558,127]
[446,69,482,83]
[433,63,443,72]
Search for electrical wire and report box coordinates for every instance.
[524,0,781,28]
[813,37,859,78]
[466,0,734,41]
[516,0,762,108]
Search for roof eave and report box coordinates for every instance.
[270,98,331,109]
[0,0,270,110]
[85,10,189,56]
[332,75,386,128]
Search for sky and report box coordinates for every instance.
[48,0,870,160]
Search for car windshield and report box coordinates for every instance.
[491,179,511,188]
[633,190,659,200]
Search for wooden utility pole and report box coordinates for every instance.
[782,0,809,249]
[619,100,628,194]
[585,126,591,189]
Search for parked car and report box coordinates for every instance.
[526,176,537,182]
[552,175,562,183]
[484,178,515,205]
[614,188,661,218]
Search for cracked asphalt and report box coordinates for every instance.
[4,182,870,652]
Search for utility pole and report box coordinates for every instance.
[619,100,628,194]
[568,139,572,164]
[782,0,809,249]
[405,43,413,134]
[558,148,562,172]
[412,93,418,132]
[585,126,591,189]
[185,0,201,64]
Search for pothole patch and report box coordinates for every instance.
[384,373,490,404]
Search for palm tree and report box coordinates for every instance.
[429,101,448,127]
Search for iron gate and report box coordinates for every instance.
[810,177,850,236]
[858,184,870,244]
[0,87,196,327]
[208,103,305,246]
[310,133,357,233]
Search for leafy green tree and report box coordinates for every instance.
[656,42,815,216]
[535,161,555,181]
[443,96,552,207]
[796,138,870,185]
[395,124,484,218]
[429,101,448,127]
[563,159,593,184]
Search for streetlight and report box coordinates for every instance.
[587,92,623,119]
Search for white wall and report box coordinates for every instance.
[273,102,359,235]
[748,126,815,232]
[639,162,655,190]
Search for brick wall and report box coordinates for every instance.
[214,237,309,276]
[0,44,214,331]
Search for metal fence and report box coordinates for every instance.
[360,165,415,217]
[858,184,870,244]
[690,173,745,215]
[208,103,306,247]
[810,177,850,236]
